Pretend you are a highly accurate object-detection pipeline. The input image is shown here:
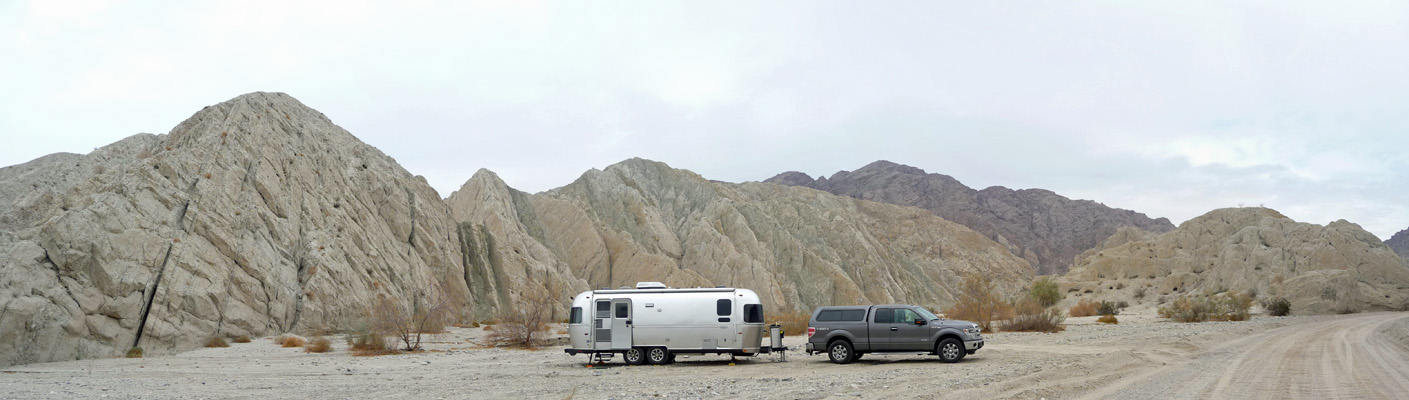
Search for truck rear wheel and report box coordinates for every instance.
[623,348,645,365]
[827,340,855,364]
[937,338,965,363]
[647,347,671,365]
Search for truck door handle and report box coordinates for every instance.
[890,327,898,331]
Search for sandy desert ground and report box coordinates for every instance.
[2,308,1407,399]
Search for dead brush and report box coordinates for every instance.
[205,336,230,348]
[1068,299,1100,317]
[304,337,332,353]
[1097,314,1119,324]
[773,310,813,337]
[281,335,307,348]
[233,335,252,343]
[1000,298,1065,333]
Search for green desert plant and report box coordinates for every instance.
[1262,297,1291,316]
[944,273,1012,332]
[1097,301,1120,316]
[1029,276,1063,307]
[1000,298,1065,333]
[125,347,143,358]
[1159,291,1253,322]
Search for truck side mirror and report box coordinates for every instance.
[914,319,926,326]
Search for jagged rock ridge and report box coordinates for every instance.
[765,161,1175,275]
[1386,228,1409,260]
[1061,207,1409,314]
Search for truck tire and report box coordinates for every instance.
[827,340,855,364]
[937,338,965,363]
[647,347,671,365]
[623,348,645,365]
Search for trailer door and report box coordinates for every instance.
[611,298,633,350]
[593,299,613,350]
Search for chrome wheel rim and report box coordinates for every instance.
[648,348,667,363]
[830,344,848,361]
[624,348,642,363]
[942,343,960,360]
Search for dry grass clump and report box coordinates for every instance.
[1000,298,1065,333]
[1068,299,1100,317]
[1096,314,1119,324]
[281,335,307,348]
[233,335,252,343]
[304,337,332,353]
[943,273,1012,332]
[125,347,143,358]
[205,336,230,348]
[774,311,812,337]
[1159,291,1253,322]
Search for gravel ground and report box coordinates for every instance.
[3,308,1406,399]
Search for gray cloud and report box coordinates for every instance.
[2,0,1406,238]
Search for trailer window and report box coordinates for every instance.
[717,299,732,316]
[744,304,763,323]
[570,307,582,324]
[596,301,611,318]
[615,302,629,318]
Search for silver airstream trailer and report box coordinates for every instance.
[564,282,784,364]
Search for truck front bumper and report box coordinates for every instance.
[965,339,984,352]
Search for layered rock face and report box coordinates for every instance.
[1387,228,1409,260]
[0,93,470,366]
[448,159,1035,314]
[766,161,1175,275]
[1062,208,1409,314]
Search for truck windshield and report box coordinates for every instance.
[914,307,941,321]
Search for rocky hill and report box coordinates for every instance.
[1061,208,1409,314]
[765,161,1175,275]
[447,158,1034,314]
[1386,228,1409,260]
[0,93,1034,366]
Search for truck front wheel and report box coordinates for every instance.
[937,338,965,363]
[827,340,855,364]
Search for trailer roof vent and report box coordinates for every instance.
[635,281,668,289]
[715,285,727,288]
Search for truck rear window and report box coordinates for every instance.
[815,309,866,321]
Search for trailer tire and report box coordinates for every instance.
[623,348,645,365]
[827,340,855,364]
[647,347,671,365]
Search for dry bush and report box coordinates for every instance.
[1097,314,1118,324]
[774,310,813,338]
[304,337,332,353]
[205,337,230,348]
[125,347,143,358]
[1159,291,1253,322]
[487,276,558,349]
[371,283,461,351]
[233,335,251,343]
[1069,299,1100,317]
[943,273,1012,332]
[482,324,495,331]
[1262,297,1291,316]
[556,329,568,335]
[1000,298,1065,333]
[282,336,307,348]
[1097,301,1120,316]
[272,334,289,344]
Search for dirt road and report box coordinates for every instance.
[1092,312,1409,399]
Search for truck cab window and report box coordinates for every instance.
[898,309,920,323]
[874,308,896,323]
[717,299,732,316]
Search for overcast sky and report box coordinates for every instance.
[3,1,1407,239]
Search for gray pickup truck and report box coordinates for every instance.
[804,304,983,364]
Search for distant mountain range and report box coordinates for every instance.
[765,161,1175,275]
[1387,228,1409,260]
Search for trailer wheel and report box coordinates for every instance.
[647,347,671,365]
[623,348,645,365]
[937,338,965,363]
[827,340,855,364]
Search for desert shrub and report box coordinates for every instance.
[1097,301,1120,316]
[125,347,143,358]
[1000,298,1065,333]
[487,276,558,349]
[774,311,813,338]
[1116,300,1129,309]
[281,336,307,348]
[1133,287,1146,299]
[1068,299,1100,317]
[1096,314,1118,324]
[1029,276,1063,307]
[233,335,252,343]
[1159,291,1253,322]
[371,283,461,351]
[944,273,1012,332]
[205,337,230,348]
[1262,297,1291,316]
[304,337,332,353]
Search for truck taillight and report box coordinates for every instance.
[807,327,815,337]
